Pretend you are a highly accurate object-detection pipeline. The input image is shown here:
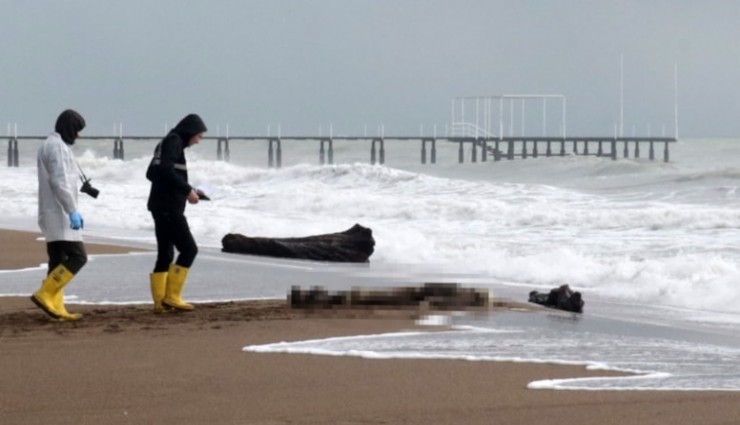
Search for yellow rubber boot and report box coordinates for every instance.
[162,264,194,311]
[150,272,168,314]
[52,288,82,321]
[31,265,75,320]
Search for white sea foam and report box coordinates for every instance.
[415,314,451,326]
[4,140,740,315]
[5,139,740,314]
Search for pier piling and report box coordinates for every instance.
[217,138,230,162]
[7,138,18,167]
[2,134,676,168]
[664,141,670,162]
[319,138,334,165]
[268,138,282,168]
[370,138,385,165]
[113,138,124,160]
[421,138,436,164]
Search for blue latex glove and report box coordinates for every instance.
[69,211,84,230]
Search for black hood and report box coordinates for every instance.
[55,109,86,145]
[172,114,207,146]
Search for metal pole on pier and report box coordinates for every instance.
[620,53,624,138]
[509,100,514,137]
[521,100,525,136]
[542,98,547,137]
[451,99,455,134]
[432,126,437,163]
[674,63,680,140]
[13,124,18,166]
[562,97,567,139]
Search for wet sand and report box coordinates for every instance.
[2,229,740,425]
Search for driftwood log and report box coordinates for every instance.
[221,224,374,262]
[290,283,490,310]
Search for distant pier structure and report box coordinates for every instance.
[3,95,677,167]
[2,133,677,168]
[445,93,676,163]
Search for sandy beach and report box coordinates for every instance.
[3,230,740,424]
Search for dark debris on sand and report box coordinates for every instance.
[0,300,300,338]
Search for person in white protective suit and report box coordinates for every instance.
[31,109,88,321]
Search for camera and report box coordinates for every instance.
[80,179,100,199]
[196,188,210,201]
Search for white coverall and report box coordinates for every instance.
[37,132,81,242]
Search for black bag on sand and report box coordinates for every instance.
[528,284,584,313]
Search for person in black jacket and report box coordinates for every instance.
[146,114,207,313]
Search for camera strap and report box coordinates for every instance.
[75,160,90,184]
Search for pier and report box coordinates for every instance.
[2,134,676,168]
[3,91,680,168]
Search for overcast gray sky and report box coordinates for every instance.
[1,0,738,138]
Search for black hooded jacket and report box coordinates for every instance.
[55,109,86,145]
[146,114,207,213]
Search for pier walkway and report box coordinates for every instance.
[3,135,677,168]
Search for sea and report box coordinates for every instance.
[2,135,740,391]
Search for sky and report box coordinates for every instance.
[1,0,738,138]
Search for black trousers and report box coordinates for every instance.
[151,211,198,273]
[46,241,87,275]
